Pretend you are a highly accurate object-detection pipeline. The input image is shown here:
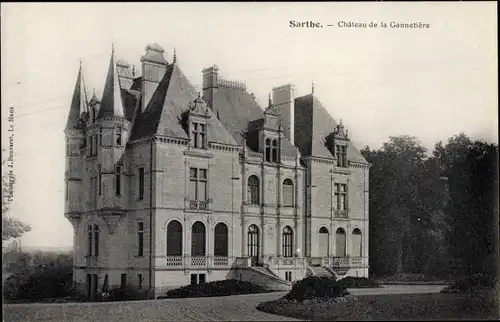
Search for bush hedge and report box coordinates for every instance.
[441,274,498,293]
[163,279,268,298]
[337,276,381,288]
[285,276,348,302]
[105,285,149,301]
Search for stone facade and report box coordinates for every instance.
[64,43,370,299]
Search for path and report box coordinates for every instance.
[3,285,446,322]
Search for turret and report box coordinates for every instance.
[93,46,131,213]
[64,62,88,216]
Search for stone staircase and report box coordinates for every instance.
[252,266,279,278]
[311,266,336,278]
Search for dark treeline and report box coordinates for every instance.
[361,133,498,280]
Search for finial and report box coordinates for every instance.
[79,58,82,69]
[312,81,315,95]
[112,42,115,53]
[268,93,272,107]
[173,47,177,63]
[339,119,343,126]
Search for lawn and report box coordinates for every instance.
[257,290,499,320]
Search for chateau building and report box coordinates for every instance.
[64,43,370,299]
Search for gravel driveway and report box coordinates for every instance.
[3,285,446,322]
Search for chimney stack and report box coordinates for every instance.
[141,43,168,113]
[272,84,296,144]
[202,65,219,110]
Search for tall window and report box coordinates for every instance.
[191,221,206,257]
[352,228,362,257]
[247,175,260,205]
[166,220,183,256]
[137,274,143,290]
[272,139,278,162]
[99,128,102,146]
[282,226,293,257]
[214,223,228,257]
[335,183,347,211]
[336,145,347,167]
[283,179,294,207]
[116,127,122,146]
[189,168,207,201]
[115,166,121,196]
[265,138,271,162]
[190,122,207,149]
[247,225,260,258]
[87,224,99,256]
[138,168,145,200]
[92,106,96,123]
[98,165,102,196]
[336,228,346,257]
[137,222,144,257]
[121,274,127,288]
[265,138,279,163]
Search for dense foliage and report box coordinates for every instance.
[2,250,83,302]
[337,276,381,288]
[164,279,268,298]
[285,276,348,302]
[105,285,148,301]
[361,134,498,282]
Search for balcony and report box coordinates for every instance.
[188,200,208,211]
[334,210,348,218]
[156,256,235,269]
[84,255,98,267]
[332,256,350,267]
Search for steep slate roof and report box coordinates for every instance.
[212,87,298,157]
[66,63,88,130]
[97,48,125,119]
[130,63,236,145]
[294,94,367,164]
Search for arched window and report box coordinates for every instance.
[335,228,346,257]
[166,220,183,256]
[283,179,294,207]
[247,225,260,259]
[191,221,206,257]
[352,228,362,257]
[214,223,228,257]
[282,226,293,257]
[272,139,278,162]
[247,175,260,205]
[319,226,329,257]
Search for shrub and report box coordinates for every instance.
[2,251,76,302]
[106,285,148,301]
[441,274,498,293]
[165,279,268,298]
[285,276,348,302]
[337,276,381,288]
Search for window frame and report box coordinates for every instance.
[137,221,144,257]
[247,175,260,205]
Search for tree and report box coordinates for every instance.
[2,157,31,243]
[362,136,451,277]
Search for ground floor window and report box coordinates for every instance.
[285,271,292,281]
[190,273,206,285]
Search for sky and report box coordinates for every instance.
[1,2,497,250]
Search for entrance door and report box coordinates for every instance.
[247,225,260,266]
[318,227,329,258]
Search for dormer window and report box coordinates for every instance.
[336,144,347,167]
[265,138,279,163]
[190,121,207,149]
